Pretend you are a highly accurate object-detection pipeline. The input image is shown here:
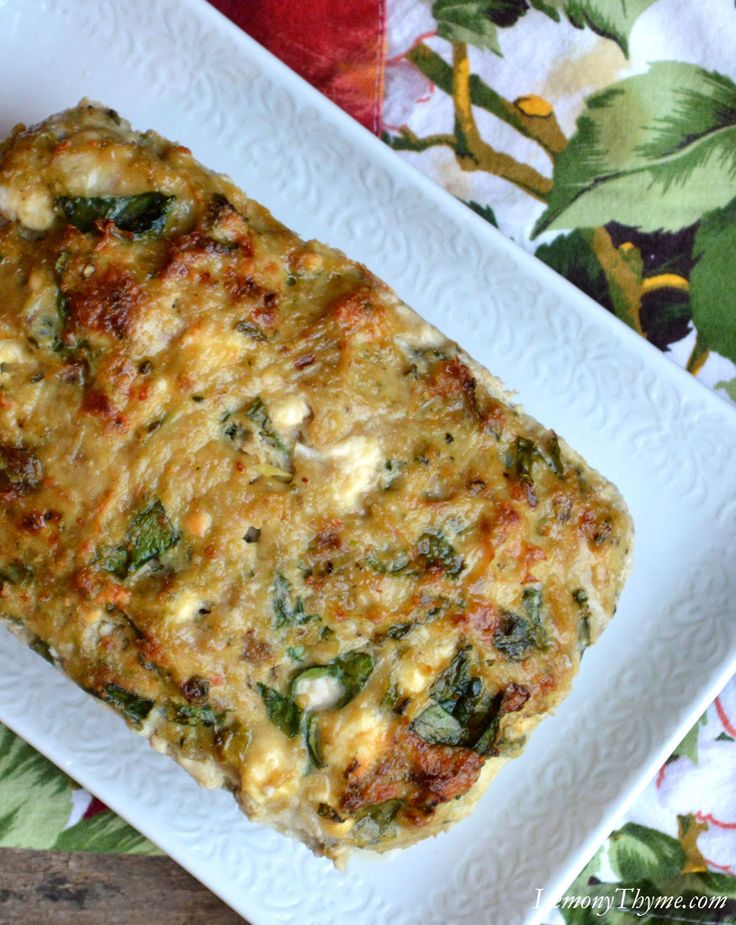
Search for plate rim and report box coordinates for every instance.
[0,2,734,924]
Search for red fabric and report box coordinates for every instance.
[210,0,386,134]
[83,796,109,819]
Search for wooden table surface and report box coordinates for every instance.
[0,848,245,924]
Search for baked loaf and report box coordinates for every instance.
[0,103,633,862]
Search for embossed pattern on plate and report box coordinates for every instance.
[0,2,735,923]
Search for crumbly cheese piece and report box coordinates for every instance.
[0,103,633,864]
[0,184,55,230]
[269,394,310,432]
[293,673,344,712]
[0,339,28,365]
[324,435,382,511]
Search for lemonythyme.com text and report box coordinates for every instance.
[535,887,728,918]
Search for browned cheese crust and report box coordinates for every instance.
[0,103,633,862]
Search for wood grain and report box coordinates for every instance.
[0,848,245,924]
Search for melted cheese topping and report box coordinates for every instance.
[0,103,633,864]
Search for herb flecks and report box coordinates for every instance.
[539,432,564,476]
[272,572,319,628]
[521,585,550,649]
[493,587,550,661]
[351,800,403,847]
[506,432,565,507]
[510,437,537,506]
[257,683,302,738]
[246,397,288,455]
[290,650,375,709]
[416,531,464,577]
[429,646,481,723]
[125,500,179,573]
[235,320,267,341]
[97,499,179,579]
[56,193,175,237]
[573,587,592,652]
[167,703,223,728]
[306,714,325,768]
[411,701,465,746]
[101,684,154,726]
[366,549,411,575]
[0,561,35,589]
[410,646,512,754]
[224,397,292,475]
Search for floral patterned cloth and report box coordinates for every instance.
[384,0,736,400]
[1,2,735,921]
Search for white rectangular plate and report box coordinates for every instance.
[1,1,735,923]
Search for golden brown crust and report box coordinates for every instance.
[0,102,633,861]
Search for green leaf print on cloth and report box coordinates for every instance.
[431,0,503,54]
[537,227,667,335]
[553,813,736,923]
[53,810,160,855]
[463,199,498,226]
[0,724,159,853]
[0,725,71,849]
[716,379,736,403]
[609,823,686,881]
[536,230,607,298]
[430,0,654,58]
[430,0,656,57]
[533,63,736,236]
[671,712,707,766]
[691,196,736,364]
[531,0,656,55]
